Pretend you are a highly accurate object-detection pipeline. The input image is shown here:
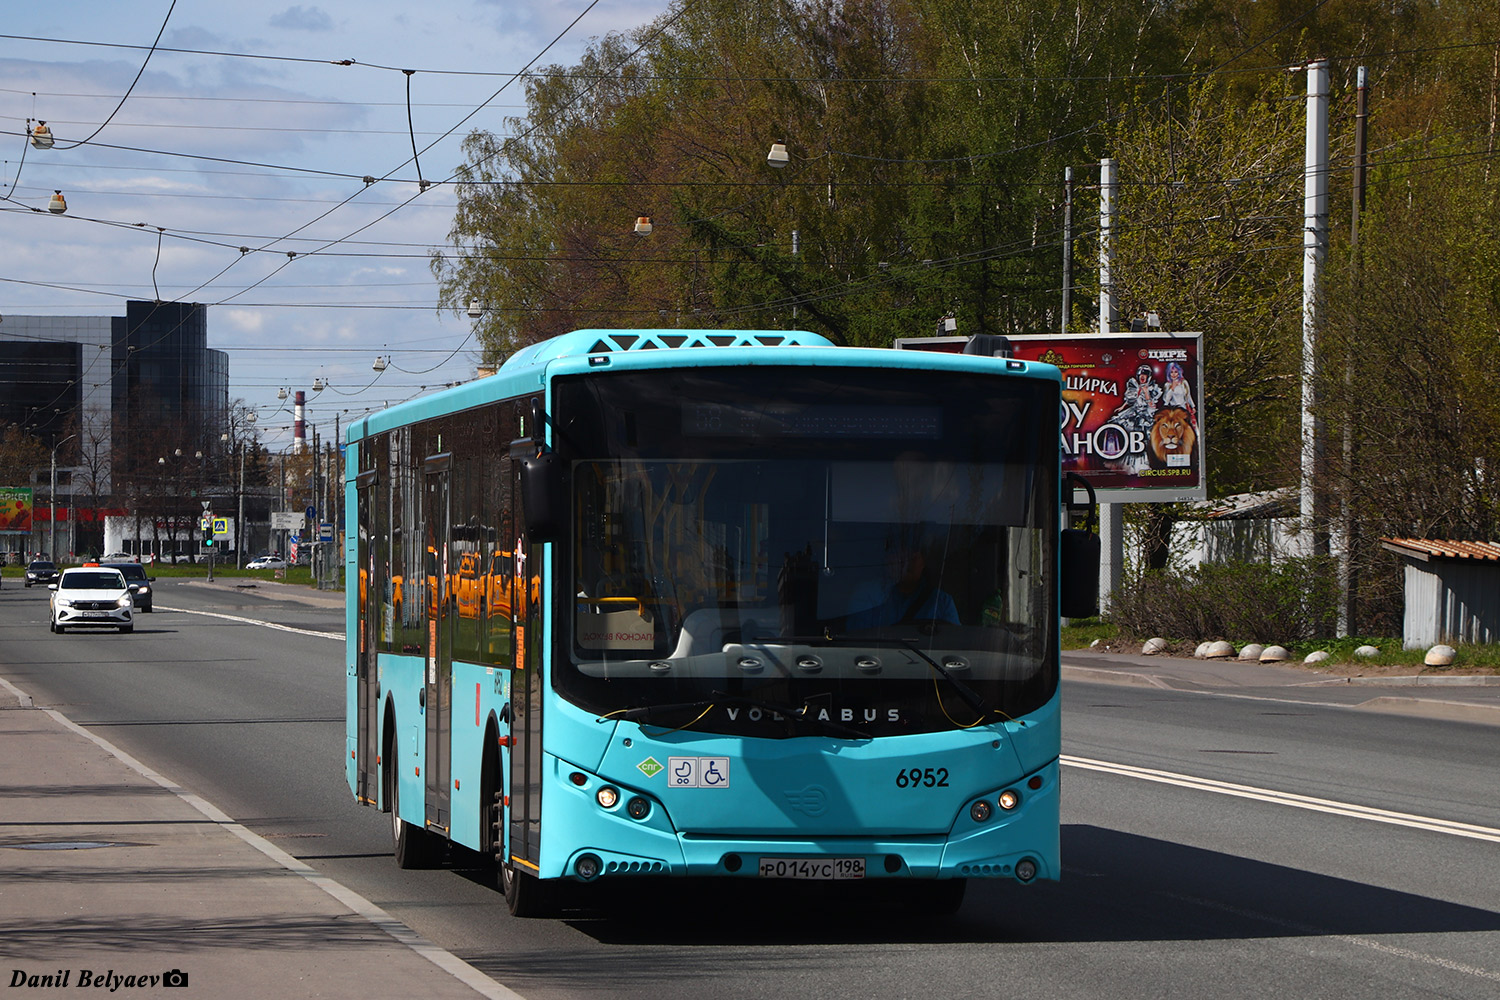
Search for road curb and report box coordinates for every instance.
[1354,696,1500,727]
[179,577,345,609]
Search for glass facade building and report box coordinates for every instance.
[0,303,228,557]
[110,301,229,474]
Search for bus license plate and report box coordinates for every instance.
[758,857,865,880]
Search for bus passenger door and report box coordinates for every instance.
[355,469,380,805]
[507,457,543,875]
[424,455,453,834]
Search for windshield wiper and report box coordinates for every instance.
[891,638,993,721]
[613,694,870,739]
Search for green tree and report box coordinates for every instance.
[0,424,48,487]
[1316,168,1500,631]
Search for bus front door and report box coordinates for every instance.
[507,457,543,876]
[423,455,453,834]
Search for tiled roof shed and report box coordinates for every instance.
[1379,539,1500,649]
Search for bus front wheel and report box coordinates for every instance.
[501,858,555,918]
[903,878,967,915]
[388,743,441,869]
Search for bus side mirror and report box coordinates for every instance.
[519,451,563,543]
[1060,471,1100,619]
[1060,528,1100,618]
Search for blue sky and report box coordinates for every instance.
[2,1,670,450]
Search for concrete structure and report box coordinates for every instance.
[1380,539,1500,649]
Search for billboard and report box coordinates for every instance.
[0,487,34,534]
[895,332,1206,502]
[1008,333,1205,503]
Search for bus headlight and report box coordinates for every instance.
[998,790,1020,811]
[596,786,620,809]
[970,800,993,823]
[626,796,650,820]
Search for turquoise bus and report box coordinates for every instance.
[344,328,1098,916]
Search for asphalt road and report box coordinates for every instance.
[2,578,1497,999]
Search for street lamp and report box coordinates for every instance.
[222,432,247,569]
[29,120,54,149]
[50,434,77,561]
[156,449,198,565]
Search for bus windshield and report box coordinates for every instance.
[553,365,1059,737]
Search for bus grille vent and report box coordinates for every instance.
[587,332,802,355]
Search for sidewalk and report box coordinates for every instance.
[1062,648,1500,727]
[178,577,346,610]
[0,682,517,1000]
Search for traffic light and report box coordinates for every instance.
[205,538,214,547]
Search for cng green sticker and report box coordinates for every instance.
[637,757,663,779]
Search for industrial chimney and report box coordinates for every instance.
[294,391,306,454]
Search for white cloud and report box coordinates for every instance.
[269,6,337,32]
[222,309,268,333]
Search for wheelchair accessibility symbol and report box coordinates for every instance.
[667,756,730,789]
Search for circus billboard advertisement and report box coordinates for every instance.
[0,487,34,533]
[1008,333,1205,503]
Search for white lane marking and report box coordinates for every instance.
[1063,755,1500,844]
[158,604,345,641]
[0,672,523,1000]
[1159,891,1500,984]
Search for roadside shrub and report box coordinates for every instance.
[1108,557,1340,642]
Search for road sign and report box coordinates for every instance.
[199,516,211,532]
[270,511,303,530]
[212,517,229,537]
[318,522,334,542]
[306,505,317,521]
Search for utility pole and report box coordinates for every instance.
[1341,67,1370,636]
[237,446,246,570]
[49,434,77,560]
[1061,166,1073,334]
[1351,66,1369,247]
[1301,59,1330,559]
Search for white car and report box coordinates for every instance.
[246,555,287,570]
[50,566,135,634]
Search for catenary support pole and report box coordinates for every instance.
[1097,157,1124,615]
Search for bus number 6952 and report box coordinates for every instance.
[895,767,949,788]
